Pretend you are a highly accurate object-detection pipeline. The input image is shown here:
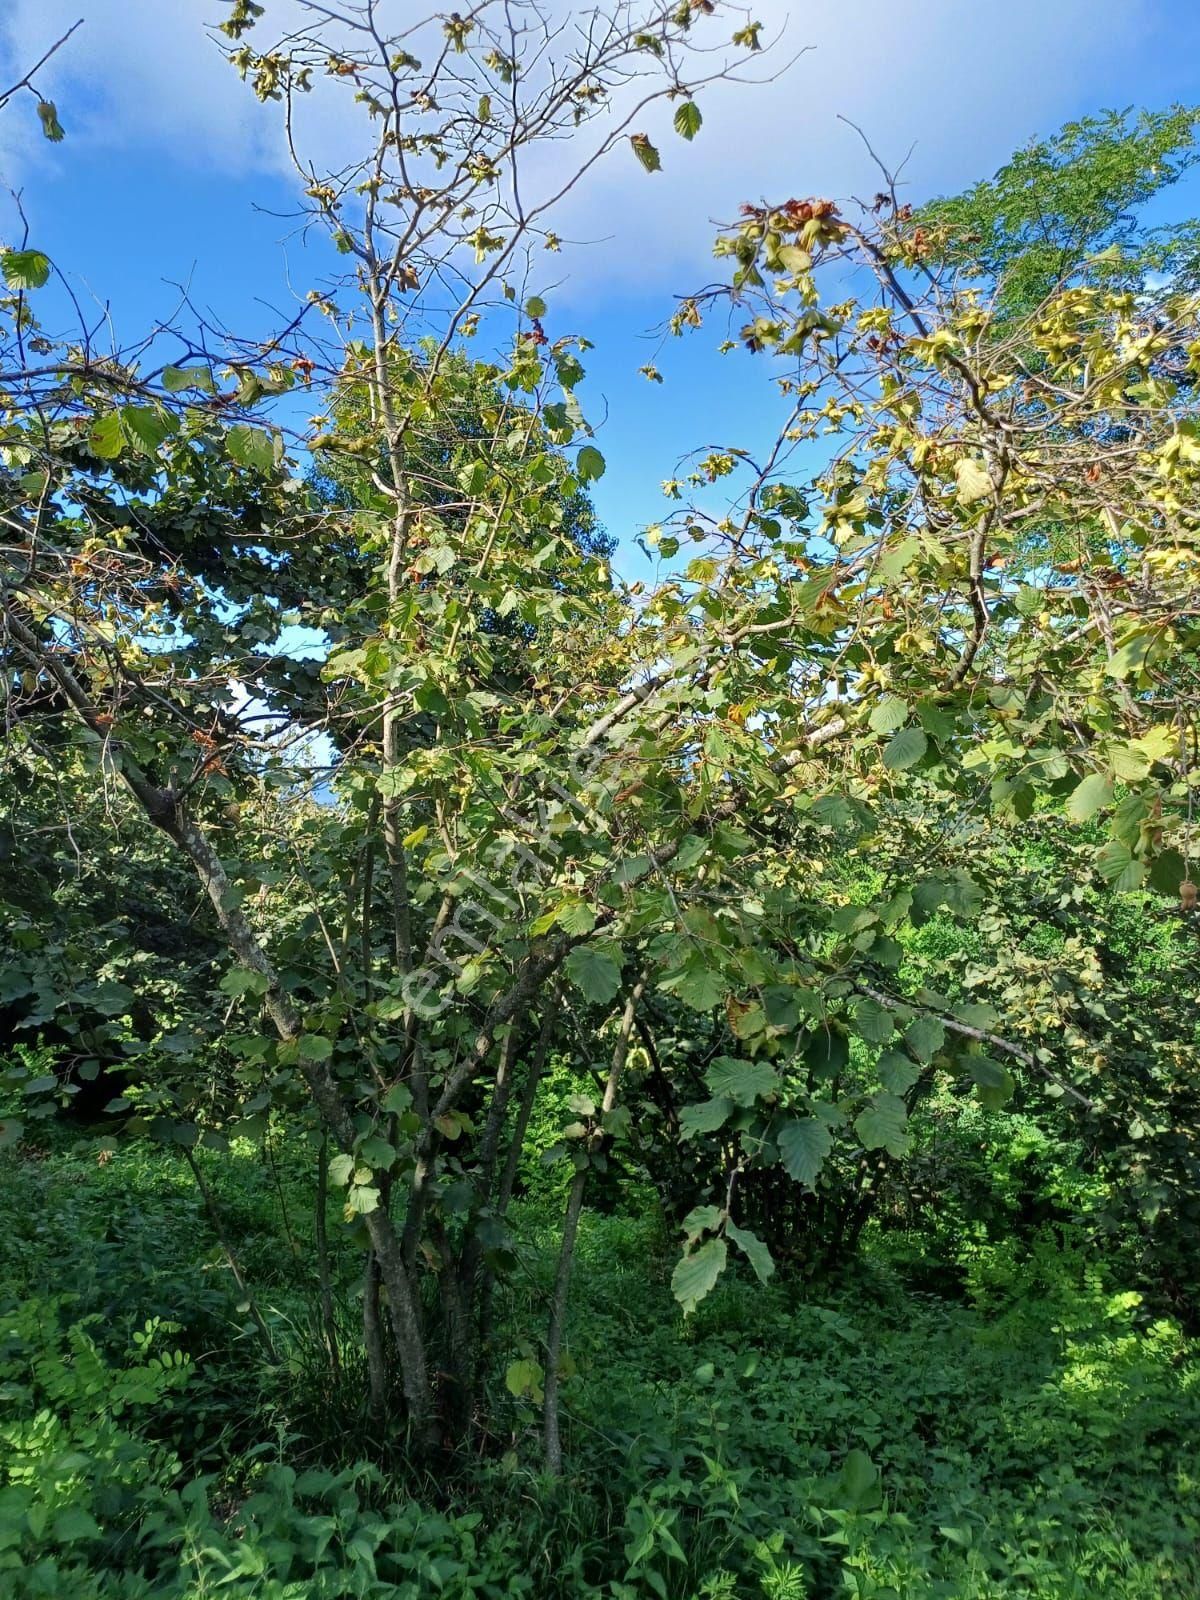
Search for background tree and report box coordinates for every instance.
[915,103,1200,316]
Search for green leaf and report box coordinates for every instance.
[1065,772,1113,824]
[52,1505,100,1542]
[883,726,928,771]
[916,699,956,741]
[381,1082,412,1114]
[660,958,727,1012]
[603,1104,631,1138]
[1095,838,1145,892]
[762,985,801,1031]
[704,1055,778,1106]
[877,1050,920,1094]
[357,1135,395,1169]
[297,1035,333,1062]
[163,364,215,394]
[524,295,546,318]
[1,249,51,290]
[557,900,597,935]
[227,424,278,475]
[943,873,983,918]
[854,1092,910,1156]
[576,444,606,481]
[681,1204,723,1243]
[630,134,661,173]
[904,1014,945,1063]
[833,1448,882,1511]
[121,405,175,455]
[1107,741,1151,783]
[726,1221,774,1284]
[1148,848,1188,896]
[219,967,269,998]
[673,101,702,140]
[564,943,623,1005]
[671,1236,727,1314]
[852,997,895,1045]
[505,1357,544,1402]
[803,1026,849,1077]
[777,1117,832,1188]
[968,1055,1015,1108]
[868,695,909,734]
[91,980,135,1016]
[613,854,652,886]
[1104,627,1161,683]
[955,1000,999,1030]
[88,413,125,460]
[679,1096,734,1137]
[673,834,709,872]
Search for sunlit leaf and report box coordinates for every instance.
[673,101,702,141]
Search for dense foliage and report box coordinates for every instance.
[2,5,1200,1595]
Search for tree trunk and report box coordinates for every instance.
[315,1137,341,1376]
[363,1248,387,1426]
[475,1008,556,1363]
[543,982,642,1475]
[497,1008,555,1216]
[184,1148,278,1365]
[542,1168,586,1478]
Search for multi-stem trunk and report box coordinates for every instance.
[161,798,439,1450]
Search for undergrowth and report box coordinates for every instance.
[1,1131,1197,1598]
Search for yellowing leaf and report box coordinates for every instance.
[37,101,65,142]
[630,134,661,173]
[1065,772,1112,824]
[955,457,993,504]
[505,1357,544,1402]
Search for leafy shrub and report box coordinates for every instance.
[0,1297,189,1599]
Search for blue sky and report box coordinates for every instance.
[4,0,1200,579]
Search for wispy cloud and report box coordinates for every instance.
[0,1,277,181]
[1,0,1194,296]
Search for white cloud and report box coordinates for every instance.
[549,0,1172,297]
[0,1,277,178]
[0,0,1192,297]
